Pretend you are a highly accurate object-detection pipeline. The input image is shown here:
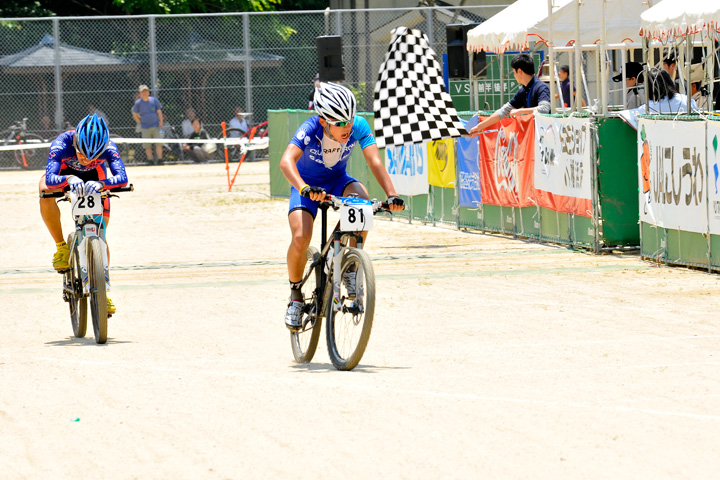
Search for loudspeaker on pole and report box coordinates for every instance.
[316,36,344,82]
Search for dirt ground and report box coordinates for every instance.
[1,161,720,479]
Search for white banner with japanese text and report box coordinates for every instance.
[533,115,593,217]
[637,118,707,233]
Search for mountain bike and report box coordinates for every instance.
[1,118,48,170]
[40,185,133,344]
[290,193,390,371]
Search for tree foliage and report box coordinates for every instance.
[0,0,331,17]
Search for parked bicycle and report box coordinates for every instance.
[225,120,268,163]
[1,118,48,170]
[290,193,391,371]
[40,185,133,344]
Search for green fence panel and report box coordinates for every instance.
[640,222,665,260]
[711,235,720,271]
[665,230,709,269]
[268,109,314,198]
[427,186,456,224]
[540,208,570,245]
[458,206,483,230]
[596,117,640,247]
[480,205,517,236]
[518,206,541,239]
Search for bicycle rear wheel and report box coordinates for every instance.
[87,237,108,344]
[325,248,375,371]
[66,234,87,338]
[290,247,324,363]
[15,133,47,170]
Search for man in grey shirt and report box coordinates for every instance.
[613,62,645,109]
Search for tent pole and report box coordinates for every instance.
[548,0,556,114]
[600,0,608,114]
[574,0,582,113]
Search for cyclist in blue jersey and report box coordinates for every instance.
[279,82,405,330]
[39,114,128,315]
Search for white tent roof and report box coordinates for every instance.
[466,0,648,53]
[639,0,720,40]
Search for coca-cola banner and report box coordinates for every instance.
[637,118,707,233]
[534,115,593,217]
[478,114,535,208]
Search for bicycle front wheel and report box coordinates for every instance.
[15,133,47,170]
[87,237,108,344]
[66,234,87,338]
[325,248,375,371]
[290,246,324,363]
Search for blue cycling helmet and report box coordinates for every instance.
[75,114,109,159]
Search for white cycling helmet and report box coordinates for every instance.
[313,82,357,124]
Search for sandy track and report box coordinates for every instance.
[1,162,719,479]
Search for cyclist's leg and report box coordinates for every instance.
[39,174,65,243]
[285,188,319,328]
[287,186,319,288]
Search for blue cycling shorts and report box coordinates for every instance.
[288,172,359,218]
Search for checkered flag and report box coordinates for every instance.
[374,27,467,149]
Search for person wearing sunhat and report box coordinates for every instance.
[131,84,165,165]
[689,63,710,111]
[613,62,645,109]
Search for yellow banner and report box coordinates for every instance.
[427,138,456,188]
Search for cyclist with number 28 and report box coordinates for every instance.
[279,82,405,330]
[38,113,129,315]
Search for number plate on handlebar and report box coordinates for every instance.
[71,193,103,216]
[339,197,374,232]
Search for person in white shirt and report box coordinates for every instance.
[228,106,249,138]
[181,108,202,137]
[622,68,698,129]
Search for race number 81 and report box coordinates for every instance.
[340,204,374,232]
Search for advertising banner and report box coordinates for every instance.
[457,116,481,207]
[637,118,707,233]
[428,138,456,188]
[707,121,720,235]
[478,114,535,208]
[385,142,429,196]
[533,116,593,217]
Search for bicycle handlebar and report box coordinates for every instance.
[39,184,134,199]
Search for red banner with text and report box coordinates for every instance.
[478,115,536,208]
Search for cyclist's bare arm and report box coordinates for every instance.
[361,144,403,211]
[279,143,325,202]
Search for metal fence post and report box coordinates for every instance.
[53,18,64,131]
[149,16,158,95]
[244,13,253,123]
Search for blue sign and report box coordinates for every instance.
[456,116,482,207]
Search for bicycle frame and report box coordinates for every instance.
[302,195,379,313]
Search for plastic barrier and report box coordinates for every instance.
[269,109,640,253]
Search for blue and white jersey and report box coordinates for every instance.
[45,131,128,189]
[289,115,375,184]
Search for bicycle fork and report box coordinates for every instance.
[331,232,364,311]
[76,224,110,295]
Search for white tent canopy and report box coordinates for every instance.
[640,0,720,40]
[466,0,648,54]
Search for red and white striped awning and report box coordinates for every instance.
[640,0,720,41]
[466,0,647,54]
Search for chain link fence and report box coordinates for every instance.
[0,5,505,169]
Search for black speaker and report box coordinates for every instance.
[316,35,344,82]
[446,23,486,79]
